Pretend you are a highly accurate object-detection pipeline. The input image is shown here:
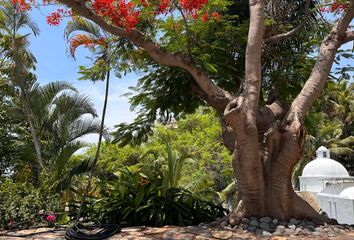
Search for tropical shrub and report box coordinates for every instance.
[0,178,62,229]
[88,164,227,226]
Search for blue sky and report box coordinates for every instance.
[28,6,138,143]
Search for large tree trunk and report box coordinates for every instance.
[225,108,329,224]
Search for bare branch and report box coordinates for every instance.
[57,0,233,109]
[264,0,311,44]
[343,31,354,44]
[286,4,354,122]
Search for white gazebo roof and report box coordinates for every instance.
[301,146,349,178]
[339,187,354,199]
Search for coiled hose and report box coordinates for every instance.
[65,223,121,240]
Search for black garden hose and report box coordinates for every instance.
[65,223,121,240]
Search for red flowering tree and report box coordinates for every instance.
[12,0,354,224]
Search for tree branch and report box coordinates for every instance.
[264,0,311,44]
[244,0,265,111]
[286,4,354,122]
[57,0,233,109]
[343,31,354,44]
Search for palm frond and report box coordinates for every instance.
[68,33,97,58]
[67,117,105,143]
[56,141,87,176]
[337,136,354,146]
[65,18,101,39]
[329,147,354,157]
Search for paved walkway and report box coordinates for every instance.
[1,226,354,240]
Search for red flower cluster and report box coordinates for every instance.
[11,0,31,11]
[320,1,349,13]
[212,12,221,21]
[92,0,140,31]
[157,0,170,14]
[46,9,71,26]
[13,0,219,30]
[179,0,208,12]
[46,214,56,221]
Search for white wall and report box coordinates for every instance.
[317,194,354,224]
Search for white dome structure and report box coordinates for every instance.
[302,146,349,178]
[298,146,354,225]
[302,158,349,178]
[299,146,351,193]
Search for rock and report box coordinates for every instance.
[304,224,314,231]
[278,220,287,226]
[262,231,272,236]
[269,223,277,230]
[312,231,321,236]
[272,218,279,224]
[289,218,299,225]
[247,226,257,232]
[302,229,312,235]
[284,228,295,235]
[259,217,272,223]
[297,220,306,227]
[276,225,286,232]
[305,220,314,226]
[324,227,334,233]
[314,227,323,232]
[211,230,233,239]
[241,218,249,224]
[339,229,347,234]
[259,222,269,230]
[195,237,210,240]
[249,219,259,227]
[272,231,282,236]
[294,228,304,235]
[240,224,248,230]
[144,228,167,235]
[255,229,263,236]
[163,231,194,240]
[122,226,146,232]
[287,224,296,230]
[186,226,211,238]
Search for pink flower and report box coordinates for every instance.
[46,214,56,221]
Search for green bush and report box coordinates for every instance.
[88,165,227,226]
[0,178,62,229]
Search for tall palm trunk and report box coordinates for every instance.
[76,67,111,222]
[12,27,43,185]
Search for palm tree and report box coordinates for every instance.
[30,81,106,175]
[0,0,42,184]
[10,80,107,177]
